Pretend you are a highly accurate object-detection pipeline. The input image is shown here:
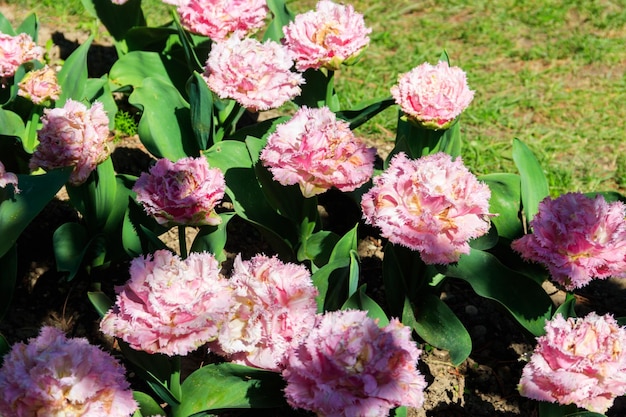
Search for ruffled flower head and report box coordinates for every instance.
[0,161,19,193]
[178,0,268,41]
[283,0,371,71]
[0,326,137,417]
[212,254,318,371]
[391,61,474,130]
[282,310,427,416]
[0,32,44,78]
[30,99,111,185]
[519,313,626,413]
[133,156,225,227]
[511,192,626,290]
[18,65,61,104]
[361,152,492,264]
[100,250,233,356]
[260,106,376,197]
[203,36,304,111]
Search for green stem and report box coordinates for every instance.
[178,225,187,259]
[325,70,339,111]
[170,355,182,402]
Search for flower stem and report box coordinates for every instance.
[170,354,182,402]
[178,225,187,259]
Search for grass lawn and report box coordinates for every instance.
[4,0,626,195]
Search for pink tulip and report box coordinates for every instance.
[0,32,43,78]
[0,161,19,193]
[0,326,137,417]
[260,106,376,197]
[362,152,492,264]
[512,192,626,290]
[18,65,61,104]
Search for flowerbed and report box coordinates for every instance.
[1,1,626,416]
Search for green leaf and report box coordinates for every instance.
[22,106,42,153]
[133,391,166,417]
[263,0,294,42]
[403,294,472,366]
[439,248,553,336]
[84,77,118,129]
[342,285,390,326]
[57,34,94,104]
[171,363,286,417]
[87,290,114,318]
[0,12,15,35]
[122,198,170,257]
[0,245,17,321]
[390,406,408,417]
[389,115,461,164]
[479,173,523,240]
[294,68,334,109]
[297,230,340,266]
[109,51,182,91]
[0,167,72,258]
[81,0,145,53]
[129,77,196,160]
[16,13,38,41]
[336,97,396,130]
[329,224,358,262]
[188,72,214,151]
[190,212,236,262]
[311,259,349,312]
[538,401,606,417]
[554,293,577,319]
[512,138,549,223]
[0,108,25,137]
[53,222,90,281]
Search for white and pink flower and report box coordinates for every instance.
[0,326,137,417]
[391,61,474,130]
[283,310,427,416]
[361,152,492,264]
[29,99,111,185]
[0,161,19,193]
[260,106,376,197]
[519,313,626,413]
[512,193,626,290]
[100,250,233,356]
[18,65,61,104]
[178,0,267,41]
[212,254,318,371]
[203,36,304,111]
[0,32,43,78]
[283,0,371,71]
[133,156,225,227]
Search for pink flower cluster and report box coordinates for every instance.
[391,61,474,130]
[203,36,304,112]
[30,99,111,185]
[362,152,492,264]
[17,65,61,104]
[519,313,626,413]
[260,106,376,198]
[283,310,427,416]
[100,250,232,356]
[178,0,267,41]
[0,32,43,78]
[512,193,626,290]
[283,0,371,71]
[212,255,318,371]
[0,161,19,193]
[0,326,137,417]
[133,156,225,227]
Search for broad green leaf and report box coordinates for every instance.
[133,391,166,417]
[440,248,554,336]
[585,190,626,203]
[297,230,340,266]
[329,224,358,262]
[0,167,72,257]
[323,251,360,312]
[342,285,390,326]
[124,25,178,53]
[263,0,294,42]
[0,12,15,35]
[57,35,94,104]
[22,106,42,153]
[53,222,90,281]
[109,51,181,90]
[337,97,396,130]
[84,77,117,129]
[403,294,472,366]
[554,293,577,319]
[188,72,214,151]
[190,212,236,262]
[0,108,25,137]
[173,14,203,72]
[439,50,451,65]
[122,198,169,257]
[512,138,549,223]
[390,406,408,417]
[389,115,461,164]
[171,363,286,417]
[479,173,523,239]
[81,0,145,53]
[0,245,17,321]
[129,77,196,160]
[311,259,349,312]
[87,290,114,318]
[294,68,333,109]
[15,13,38,41]
[538,401,606,417]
